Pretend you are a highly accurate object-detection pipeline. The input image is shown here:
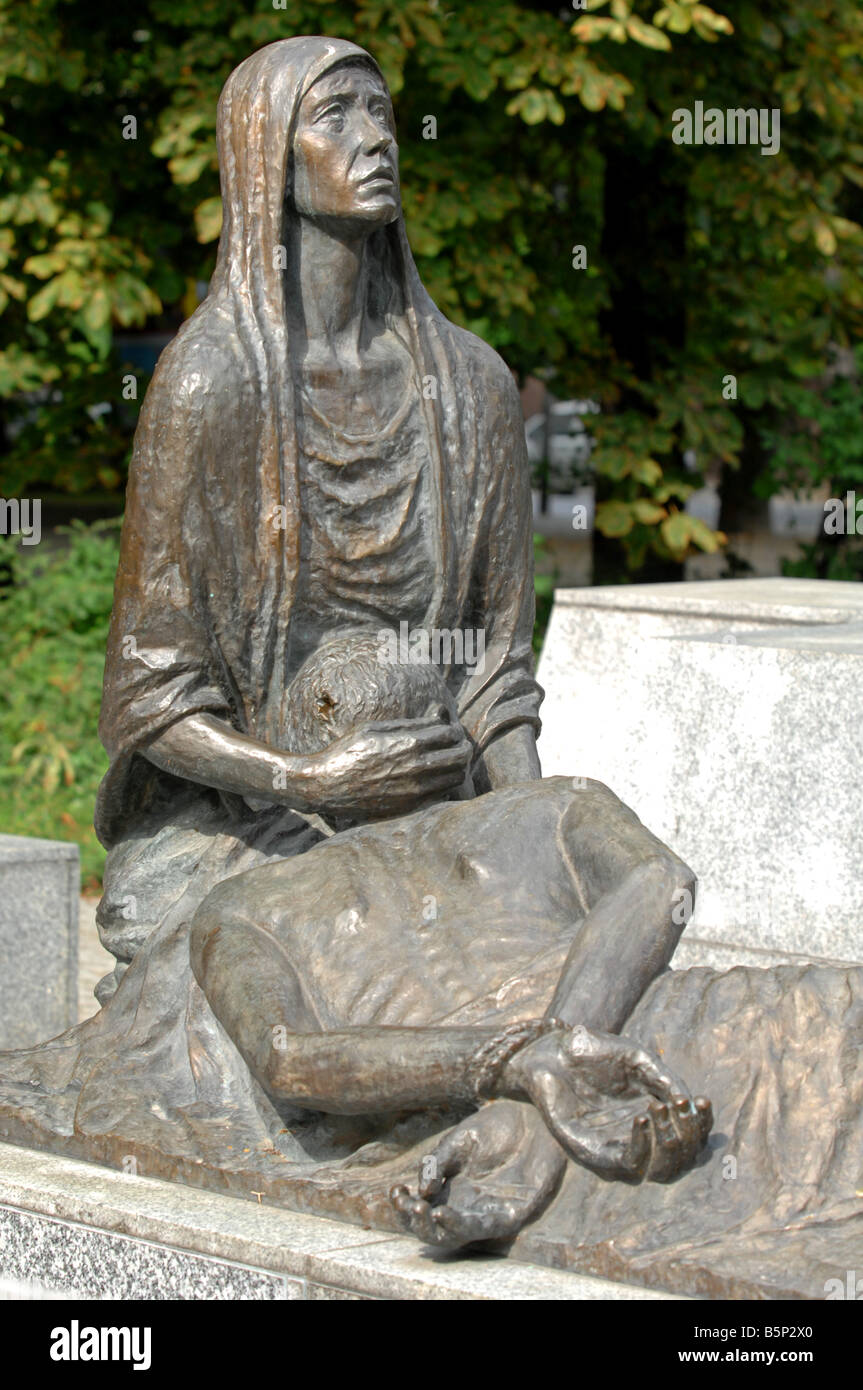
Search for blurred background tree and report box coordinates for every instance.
[2,0,861,560]
[1,0,862,875]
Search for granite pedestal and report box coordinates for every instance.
[537,578,863,969]
[0,1143,674,1301]
[0,836,79,1050]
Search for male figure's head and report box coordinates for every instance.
[285,628,460,757]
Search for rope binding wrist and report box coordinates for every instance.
[468,1016,566,1103]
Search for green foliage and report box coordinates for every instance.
[756,345,863,496]
[570,0,863,570]
[758,342,863,579]
[2,362,142,497]
[590,407,727,568]
[0,520,119,886]
[1,0,861,566]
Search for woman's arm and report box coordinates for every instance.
[145,709,473,818]
[144,712,317,809]
[475,724,541,791]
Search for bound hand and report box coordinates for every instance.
[502,1023,713,1183]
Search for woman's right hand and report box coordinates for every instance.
[304,716,473,819]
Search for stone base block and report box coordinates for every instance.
[0,836,79,1049]
[0,1143,673,1302]
[537,578,863,966]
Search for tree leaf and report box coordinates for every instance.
[81,285,110,335]
[660,512,693,556]
[595,500,635,536]
[632,499,667,524]
[687,516,726,552]
[572,16,618,42]
[631,457,663,486]
[194,196,223,244]
[626,15,672,49]
[814,220,837,256]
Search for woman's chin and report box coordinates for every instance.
[351,194,400,225]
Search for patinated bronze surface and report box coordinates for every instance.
[1,38,861,1300]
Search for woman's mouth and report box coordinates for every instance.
[357,167,395,188]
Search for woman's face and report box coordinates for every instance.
[292,63,400,229]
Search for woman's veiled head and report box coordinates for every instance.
[291,60,400,231]
[211,38,403,301]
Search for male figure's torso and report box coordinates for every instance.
[246,778,595,1030]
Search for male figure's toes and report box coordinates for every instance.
[431,1189,522,1248]
[390,1182,411,1212]
[428,1202,482,1248]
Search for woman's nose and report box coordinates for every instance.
[357,113,392,155]
[363,132,391,158]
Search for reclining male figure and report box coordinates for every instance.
[190,631,712,1247]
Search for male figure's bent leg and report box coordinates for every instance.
[190,879,500,1115]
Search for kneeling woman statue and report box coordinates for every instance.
[2,43,860,1293]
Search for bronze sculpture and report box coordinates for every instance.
[1,38,862,1298]
[190,628,712,1246]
